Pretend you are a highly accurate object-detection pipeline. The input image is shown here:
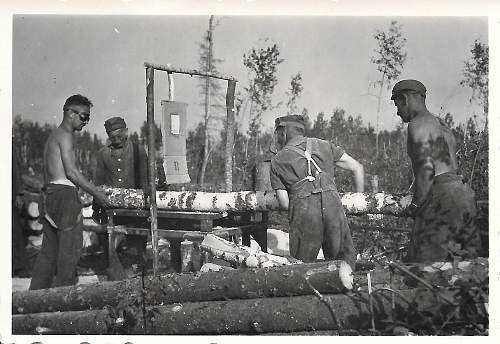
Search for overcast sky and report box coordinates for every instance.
[12,15,487,139]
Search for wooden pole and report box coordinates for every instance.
[225,80,236,192]
[167,72,174,101]
[146,66,159,277]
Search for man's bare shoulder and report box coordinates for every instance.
[409,113,439,137]
[50,127,73,145]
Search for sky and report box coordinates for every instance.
[12,15,487,140]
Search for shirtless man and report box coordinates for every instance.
[391,79,481,262]
[29,94,112,290]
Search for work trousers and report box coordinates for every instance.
[29,218,83,290]
[408,172,481,263]
[288,190,356,267]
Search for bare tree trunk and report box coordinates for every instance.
[375,73,386,158]
[200,15,214,188]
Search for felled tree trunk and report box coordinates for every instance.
[356,258,489,290]
[12,288,443,335]
[103,187,413,216]
[13,260,352,315]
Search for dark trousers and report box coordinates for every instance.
[29,217,83,290]
[288,191,356,268]
[12,205,28,274]
[408,173,481,263]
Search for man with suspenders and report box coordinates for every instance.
[270,115,364,267]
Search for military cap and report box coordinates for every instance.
[274,115,305,129]
[104,116,127,133]
[391,79,426,100]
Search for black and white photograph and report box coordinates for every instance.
[1,0,497,342]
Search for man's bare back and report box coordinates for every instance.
[408,111,458,178]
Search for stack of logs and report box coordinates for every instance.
[12,257,488,335]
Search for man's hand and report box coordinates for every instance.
[401,202,419,219]
[94,191,113,208]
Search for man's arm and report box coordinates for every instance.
[408,121,434,207]
[275,189,289,210]
[58,132,112,207]
[335,153,364,192]
[270,158,289,210]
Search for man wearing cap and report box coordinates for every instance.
[30,94,112,290]
[391,79,481,262]
[93,116,149,275]
[270,115,364,267]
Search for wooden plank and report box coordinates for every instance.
[107,208,226,220]
[106,226,253,241]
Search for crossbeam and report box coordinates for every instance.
[144,62,237,81]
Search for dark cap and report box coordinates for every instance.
[274,115,305,130]
[104,116,127,133]
[391,79,426,100]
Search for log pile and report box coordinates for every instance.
[12,257,488,335]
[13,288,439,335]
[103,187,413,216]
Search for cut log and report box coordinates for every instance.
[26,201,40,218]
[12,288,458,335]
[355,258,489,290]
[13,261,352,315]
[200,233,301,268]
[28,219,43,231]
[103,187,413,216]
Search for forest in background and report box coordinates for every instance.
[12,19,489,201]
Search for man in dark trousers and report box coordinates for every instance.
[12,148,29,277]
[30,94,112,290]
[270,115,364,267]
[391,79,481,262]
[93,116,148,274]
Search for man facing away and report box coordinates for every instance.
[270,115,364,267]
[391,79,481,262]
[29,94,112,290]
[93,117,148,271]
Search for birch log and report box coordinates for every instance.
[12,288,448,335]
[13,261,352,315]
[103,187,413,216]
